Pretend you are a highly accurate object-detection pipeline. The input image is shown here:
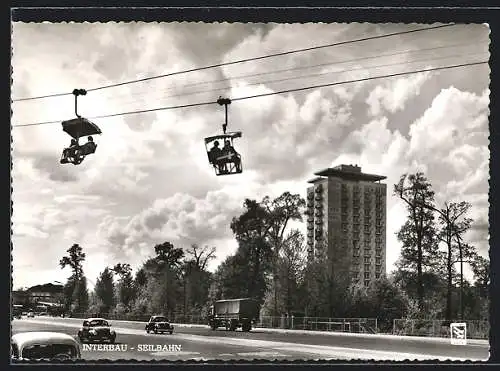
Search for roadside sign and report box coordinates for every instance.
[450,322,467,345]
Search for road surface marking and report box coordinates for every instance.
[150,351,201,357]
[236,351,289,357]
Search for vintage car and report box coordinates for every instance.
[145,315,174,334]
[77,318,116,343]
[27,312,35,318]
[11,331,81,361]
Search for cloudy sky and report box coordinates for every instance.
[11,22,490,290]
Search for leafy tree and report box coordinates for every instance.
[134,268,148,288]
[140,242,185,317]
[279,229,307,315]
[230,199,274,303]
[182,244,216,317]
[59,244,86,279]
[262,192,306,316]
[112,263,136,310]
[423,201,474,321]
[71,275,89,314]
[154,241,185,272]
[394,172,437,311]
[59,244,87,314]
[62,278,76,313]
[391,269,447,319]
[94,267,115,315]
[471,255,490,298]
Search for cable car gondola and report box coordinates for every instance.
[204,97,243,176]
[59,89,102,165]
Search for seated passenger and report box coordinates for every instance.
[60,139,78,164]
[81,136,97,155]
[209,141,222,164]
[222,140,241,172]
[209,141,227,173]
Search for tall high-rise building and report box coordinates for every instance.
[305,164,387,287]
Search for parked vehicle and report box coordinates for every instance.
[77,318,116,343]
[208,298,259,332]
[11,332,81,361]
[27,312,35,318]
[145,315,174,334]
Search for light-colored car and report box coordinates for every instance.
[27,312,34,318]
[11,332,81,361]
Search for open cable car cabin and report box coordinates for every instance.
[204,131,243,176]
[60,117,102,165]
[204,96,243,176]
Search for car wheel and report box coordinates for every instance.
[169,330,173,334]
[109,336,116,344]
[146,329,150,334]
[154,329,157,334]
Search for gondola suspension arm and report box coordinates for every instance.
[217,96,231,134]
[73,89,87,119]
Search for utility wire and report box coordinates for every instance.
[104,50,488,106]
[104,40,487,103]
[12,23,456,102]
[12,60,486,128]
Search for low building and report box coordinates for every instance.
[27,283,64,305]
[12,290,30,306]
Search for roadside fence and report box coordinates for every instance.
[257,316,378,334]
[67,312,378,334]
[392,319,489,339]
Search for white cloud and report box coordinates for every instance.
[366,71,432,116]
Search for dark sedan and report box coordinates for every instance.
[77,318,116,343]
[145,315,174,334]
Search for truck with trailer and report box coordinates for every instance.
[208,298,259,332]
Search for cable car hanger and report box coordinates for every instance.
[217,96,231,134]
[59,88,102,166]
[204,96,243,176]
[73,89,87,118]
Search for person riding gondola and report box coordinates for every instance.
[222,139,241,172]
[60,139,80,164]
[60,117,102,166]
[203,96,243,176]
[80,136,97,156]
[208,140,223,170]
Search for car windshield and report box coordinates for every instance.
[21,344,77,360]
[88,320,108,327]
[153,317,167,322]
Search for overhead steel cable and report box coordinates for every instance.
[12,60,487,128]
[101,50,488,106]
[103,40,488,103]
[12,23,457,102]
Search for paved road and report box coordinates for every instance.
[11,318,489,362]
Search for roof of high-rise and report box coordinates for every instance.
[307,164,387,183]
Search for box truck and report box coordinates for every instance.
[208,298,259,332]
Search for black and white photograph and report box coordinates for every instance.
[10,20,491,362]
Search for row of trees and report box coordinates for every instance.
[58,172,489,331]
[393,173,489,321]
